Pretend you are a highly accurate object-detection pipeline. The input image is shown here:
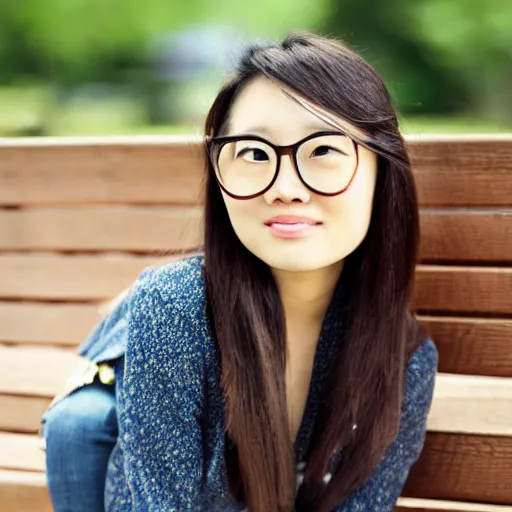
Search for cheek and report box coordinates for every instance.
[326,169,377,246]
[222,196,259,244]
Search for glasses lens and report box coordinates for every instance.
[215,139,277,197]
[297,134,357,194]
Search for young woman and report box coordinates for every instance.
[42,31,438,512]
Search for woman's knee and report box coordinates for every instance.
[43,382,118,448]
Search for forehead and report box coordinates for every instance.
[226,76,333,142]
[226,76,364,144]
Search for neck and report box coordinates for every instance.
[271,260,344,324]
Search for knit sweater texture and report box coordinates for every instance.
[78,255,438,512]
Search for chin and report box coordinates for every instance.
[237,234,352,273]
[255,251,337,273]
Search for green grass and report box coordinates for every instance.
[1,85,511,137]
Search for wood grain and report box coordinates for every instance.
[3,304,510,378]
[0,253,170,301]
[0,137,205,206]
[418,316,512,377]
[1,135,511,206]
[2,430,511,506]
[409,136,512,207]
[419,210,512,263]
[3,341,511,439]
[414,266,512,315]
[2,256,511,315]
[1,207,511,264]
[0,302,102,346]
[0,470,52,512]
[396,498,512,511]
[403,432,512,505]
[0,206,203,252]
[0,346,90,397]
[428,374,512,436]
[1,477,511,512]
[0,395,50,434]
[0,433,45,472]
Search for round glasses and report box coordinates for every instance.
[207,130,359,199]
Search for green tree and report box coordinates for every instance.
[322,0,469,114]
[413,0,512,121]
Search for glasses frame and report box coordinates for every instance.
[206,130,360,200]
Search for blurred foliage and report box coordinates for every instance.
[413,0,512,121]
[324,0,512,120]
[0,0,326,84]
[323,0,466,114]
[0,0,510,135]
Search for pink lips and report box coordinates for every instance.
[264,215,322,239]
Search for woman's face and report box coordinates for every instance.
[218,76,378,273]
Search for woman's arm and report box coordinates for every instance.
[332,338,438,512]
[116,268,206,511]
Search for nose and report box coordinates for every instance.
[263,154,311,204]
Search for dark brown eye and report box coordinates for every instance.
[312,145,335,157]
[237,147,270,162]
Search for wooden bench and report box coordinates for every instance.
[0,134,511,512]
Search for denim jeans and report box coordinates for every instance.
[41,378,118,512]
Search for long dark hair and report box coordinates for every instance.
[203,31,424,512]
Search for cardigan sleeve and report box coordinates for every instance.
[116,268,207,511]
[331,338,438,512]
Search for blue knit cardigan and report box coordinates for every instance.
[78,255,438,511]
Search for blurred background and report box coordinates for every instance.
[0,0,511,137]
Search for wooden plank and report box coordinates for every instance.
[2,306,510,379]
[0,346,90,397]
[403,432,512,505]
[0,395,50,434]
[3,304,511,380]
[0,137,205,206]
[0,206,203,252]
[2,341,511,439]
[0,470,52,512]
[427,374,512,436]
[414,266,512,315]
[419,210,512,263]
[0,253,170,301]
[2,431,512,506]
[4,372,511,438]
[0,433,45,472]
[1,135,511,207]
[409,135,512,207]
[2,371,511,437]
[11,481,497,512]
[1,256,510,314]
[418,316,512,377]
[7,483,509,512]
[1,207,511,263]
[0,482,512,512]
[396,498,512,511]
[0,302,101,346]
